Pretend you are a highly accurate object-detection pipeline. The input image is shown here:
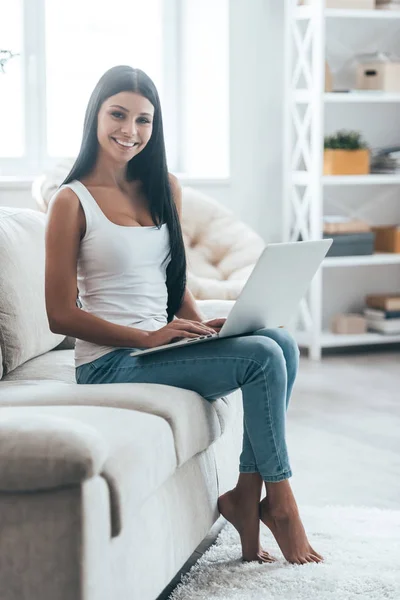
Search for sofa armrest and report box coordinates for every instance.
[0,414,108,492]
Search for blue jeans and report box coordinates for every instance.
[76,327,300,483]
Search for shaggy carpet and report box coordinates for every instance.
[169,505,400,599]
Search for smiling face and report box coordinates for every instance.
[97,91,155,163]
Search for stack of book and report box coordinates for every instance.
[323,216,374,257]
[376,0,400,10]
[323,216,370,235]
[370,148,400,174]
[364,294,400,334]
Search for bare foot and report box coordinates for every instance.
[259,497,324,565]
[218,489,278,563]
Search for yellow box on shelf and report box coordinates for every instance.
[323,149,370,175]
[372,225,400,253]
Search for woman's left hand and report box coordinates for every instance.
[202,318,227,332]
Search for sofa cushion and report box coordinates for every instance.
[1,301,234,384]
[0,208,64,376]
[2,350,76,383]
[0,379,241,469]
[2,300,234,385]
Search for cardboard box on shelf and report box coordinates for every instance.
[325,62,333,92]
[366,294,400,311]
[331,314,367,335]
[371,225,400,253]
[356,61,400,93]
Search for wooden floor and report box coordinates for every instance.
[158,347,400,599]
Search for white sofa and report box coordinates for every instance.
[0,187,265,600]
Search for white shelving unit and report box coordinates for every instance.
[283,0,400,360]
[325,8,400,19]
[293,172,400,185]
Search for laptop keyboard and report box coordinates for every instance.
[182,332,219,343]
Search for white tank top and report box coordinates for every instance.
[55,180,171,367]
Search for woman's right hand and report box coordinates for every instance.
[145,319,217,348]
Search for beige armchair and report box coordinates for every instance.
[32,162,265,300]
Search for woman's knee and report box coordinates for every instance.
[276,329,300,366]
[242,335,286,371]
[254,327,300,368]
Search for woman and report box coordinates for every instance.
[45,65,323,566]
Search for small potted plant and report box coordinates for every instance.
[0,49,19,74]
[323,130,370,175]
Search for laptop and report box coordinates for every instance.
[130,238,333,357]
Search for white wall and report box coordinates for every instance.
[229,0,284,242]
[0,0,285,243]
[0,185,36,210]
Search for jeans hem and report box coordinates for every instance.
[260,470,292,483]
[239,465,258,473]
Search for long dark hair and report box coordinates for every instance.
[61,65,186,321]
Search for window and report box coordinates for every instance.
[0,0,24,158]
[0,0,229,178]
[45,0,163,158]
[181,0,229,177]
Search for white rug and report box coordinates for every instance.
[169,505,400,600]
